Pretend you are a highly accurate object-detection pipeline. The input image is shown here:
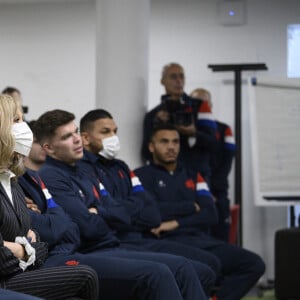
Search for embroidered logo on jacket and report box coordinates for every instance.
[158,180,166,187]
[78,189,84,198]
[224,127,236,151]
[185,179,195,190]
[65,260,80,266]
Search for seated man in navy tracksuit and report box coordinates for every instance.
[78,109,221,296]
[32,110,208,300]
[134,124,266,300]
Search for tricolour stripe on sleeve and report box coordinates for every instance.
[224,127,236,150]
[196,173,212,197]
[130,171,145,193]
[99,182,108,196]
[197,102,217,129]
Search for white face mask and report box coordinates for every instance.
[12,122,33,157]
[99,135,120,160]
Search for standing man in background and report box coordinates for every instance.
[141,63,217,184]
[190,88,236,242]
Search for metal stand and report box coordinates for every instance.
[208,63,268,245]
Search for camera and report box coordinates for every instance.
[162,98,193,126]
[163,99,184,112]
[171,111,193,126]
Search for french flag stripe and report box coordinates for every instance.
[196,173,212,197]
[196,182,209,191]
[225,143,236,151]
[198,119,217,129]
[225,136,236,151]
[42,188,52,200]
[99,182,108,196]
[47,198,58,208]
[131,171,145,192]
[225,135,235,144]
[197,189,212,197]
[197,112,215,121]
[199,101,211,113]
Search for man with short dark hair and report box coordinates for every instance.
[135,124,266,300]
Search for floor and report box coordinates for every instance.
[242,282,276,300]
[242,290,275,300]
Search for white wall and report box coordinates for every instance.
[1,0,299,280]
[0,1,96,123]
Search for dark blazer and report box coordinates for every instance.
[0,180,47,285]
[0,180,98,300]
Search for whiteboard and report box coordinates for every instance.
[248,77,300,206]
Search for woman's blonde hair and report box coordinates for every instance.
[0,94,24,176]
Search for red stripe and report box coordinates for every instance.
[118,170,125,178]
[197,173,204,183]
[225,126,233,137]
[198,101,211,113]
[93,185,100,200]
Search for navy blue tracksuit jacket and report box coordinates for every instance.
[135,163,266,300]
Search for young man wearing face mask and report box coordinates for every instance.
[79,109,226,297]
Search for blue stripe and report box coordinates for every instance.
[133,185,145,193]
[100,189,108,196]
[197,119,217,129]
[47,198,58,208]
[225,143,236,151]
[197,190,212,197]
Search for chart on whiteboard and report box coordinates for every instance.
[249,78,300,206]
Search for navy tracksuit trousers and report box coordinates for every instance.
[164,235,265,300]
[43,248,207,300]
[120,237,220,296]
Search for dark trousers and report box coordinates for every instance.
[121,237,220,296]
[44,248,205,300]
[4,265,99,300]
[211,193,231,242]
[164,234,266,300]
